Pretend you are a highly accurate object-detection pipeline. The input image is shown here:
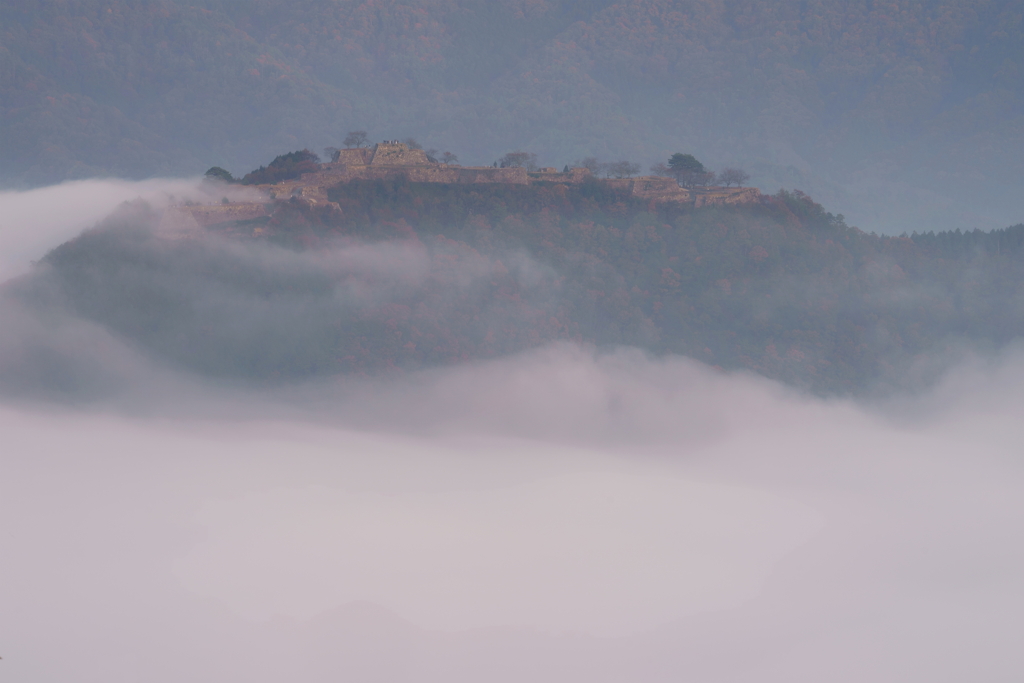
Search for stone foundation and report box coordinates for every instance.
[244,140,762,212]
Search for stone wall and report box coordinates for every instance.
[335,148,372,165]
[309,164,529,186]
[251,146,762,212]
[184,203,268,227]
[368,142,431,166]
[528,167,592,184]
[692,187,762,207]
[602,176,692,203]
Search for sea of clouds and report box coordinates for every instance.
[2,180,1023,683]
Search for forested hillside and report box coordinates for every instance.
[9,180,1024,397]
[2,0,1023,232]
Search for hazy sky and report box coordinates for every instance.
[2,180,1024,682]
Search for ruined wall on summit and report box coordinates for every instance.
[184,203,267,227]
[692,187,762,207]
[528,167,591,184]
[335,148,372,165]
[452,166,528,184]
[602,176,692,202]
[369,142,431,166]
[310,164,529,185]
[629,176,692,202]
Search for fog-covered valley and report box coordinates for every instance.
[2,179,1024,682]
[3,0,1024,676]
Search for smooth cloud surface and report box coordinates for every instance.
[1,181,1024,683]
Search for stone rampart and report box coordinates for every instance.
[311,164,528,186]
[692,187,762,207]
[602,176,692,203]
[369,142,431,166]
[528,167,591,183]
[185,203,268,226]
[250,142,762,212]
[335,148,372,165]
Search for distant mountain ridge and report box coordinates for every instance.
[2,0,1022,232]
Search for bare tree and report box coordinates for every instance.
[717,168,750,187]
[650,162,671,176]
[575,156,601,174]
[441,151,459,165]
[425,148,439,162]
[343,130,368,148]
[608,161,641,178]
[324,147,341,162]
[498,151,538,170]
[403,137,423,150]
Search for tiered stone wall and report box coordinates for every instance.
[369,142,431,166]
[312,163,529,185]
[692,187,762,207]
[602,176,692,203]
[529,168,592,183]
[243,140,763,213]
[185,203,268,226]
[335,148,372,165]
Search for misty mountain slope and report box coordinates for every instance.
[0,199,568,396]
[1,0,1022,231]
[5,182,1024,399]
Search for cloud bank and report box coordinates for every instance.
[1,180,1023,682]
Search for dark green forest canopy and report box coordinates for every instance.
[17,181,1024,397]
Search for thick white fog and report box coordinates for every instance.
[0,179,261,281]
[2,181,1024,682]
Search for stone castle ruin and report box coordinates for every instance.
[170,140,760,229]
[311,141,758,206]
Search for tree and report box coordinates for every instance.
[575,156,601,174]
[667,153,713,188]
[650,162,670,176]
[324,147,341,162]
[563,165,570,173]
[240,149,321,185]
[203,166,234,183]
[498,151,538,170]
[344,131,368,148]
[717,168,750,187]
[608,161,641,178]
[441,151,459,165]
[668,153,704,174]
[425,148,439,163]
[403,137,423,150]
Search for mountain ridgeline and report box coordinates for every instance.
[3,0,1024,232]
[7,176,1024,398]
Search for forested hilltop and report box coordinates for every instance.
[2,0,1024,232]
[10,179,1024,398]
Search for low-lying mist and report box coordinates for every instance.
[2,180,1024,682]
